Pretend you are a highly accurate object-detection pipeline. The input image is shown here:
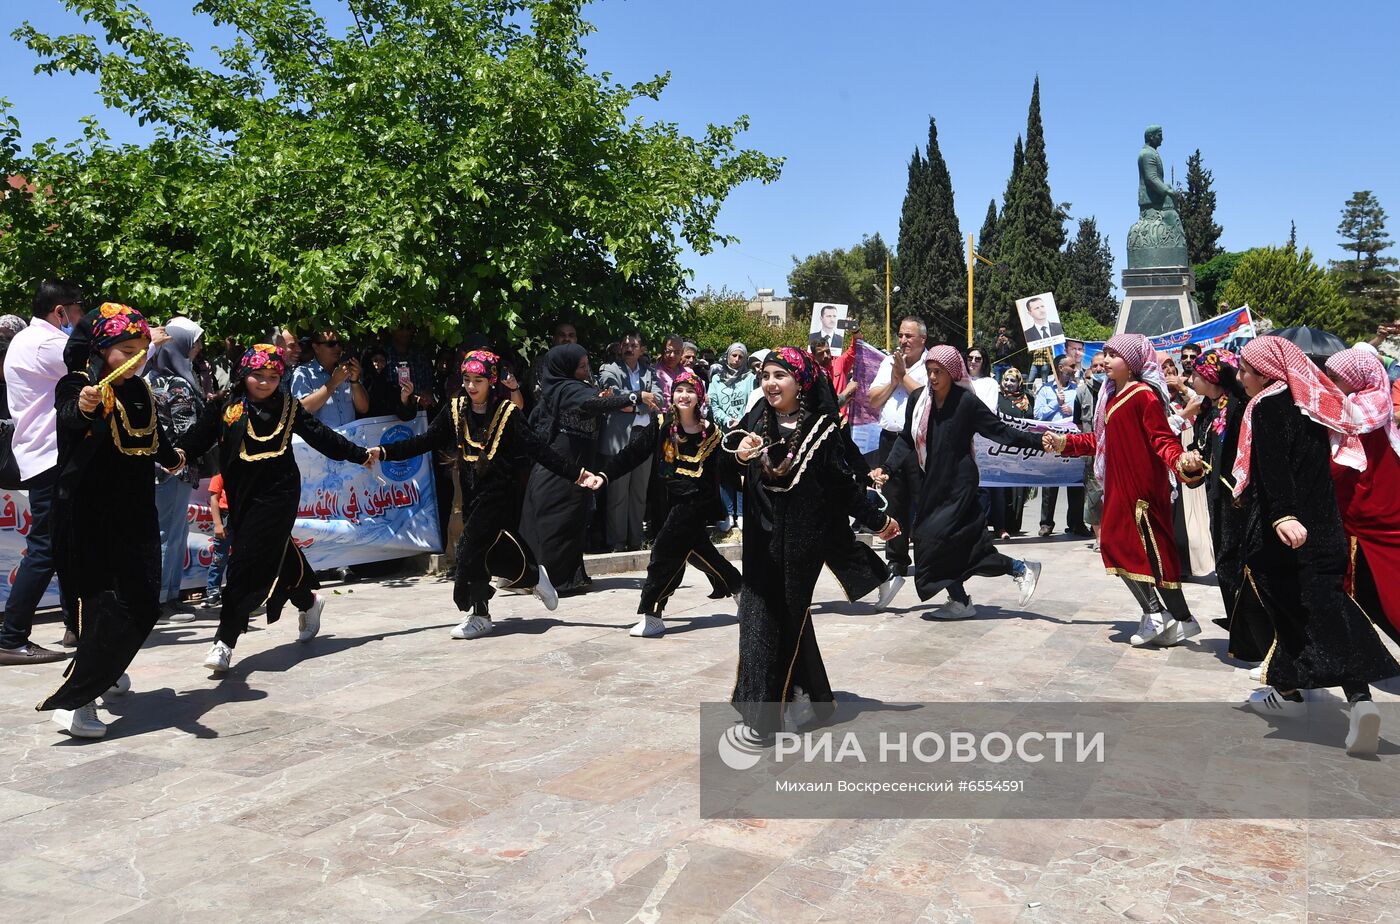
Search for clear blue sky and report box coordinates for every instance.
[5,1,1398,300]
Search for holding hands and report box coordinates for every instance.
[867,467,889,487]
[877,517,901,541]
[363,446,384,469]
[576,470,604,490]
[1177,449,1205,475]
[1041,431,1067,454]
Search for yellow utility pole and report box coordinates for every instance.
[966,236,999,349]
[885,255,892,352]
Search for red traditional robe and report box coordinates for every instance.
[1061,382,1190,589]
[1331,428,1400,639]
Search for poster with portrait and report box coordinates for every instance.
[809,302,851,354]
[1016,292,1065,352]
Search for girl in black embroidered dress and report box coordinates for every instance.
[603,369,741,638]
[39,305,183,738]
[376,350,599,640]
[730,348,899,740]
[176,344,370,674]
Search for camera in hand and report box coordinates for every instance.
[836,318,859,331]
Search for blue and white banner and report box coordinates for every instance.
[0,413,442,609]
[1070,306,1256,366]
[975,416,1083,488]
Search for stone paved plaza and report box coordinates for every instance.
[1,533,1397,923]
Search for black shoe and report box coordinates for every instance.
[333,567,360,584]
[61,629,78,648]
[0,643,69,665]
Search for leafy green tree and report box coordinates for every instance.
[895,117,963,341]
[683,288,779,355]
[2,0,781,346]
[1058,216,1115,325]
[1330,190,1399,333]
[1221,246,1351,333]
[787,233,894,329]
[1193,250,1247,314]
[993,79,1063,335]
[1060,309,1112,342]
[976,137,1022,341]
[1177,149,1223,266]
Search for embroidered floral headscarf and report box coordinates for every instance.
[90,303,151,350]
[460,349,500,385]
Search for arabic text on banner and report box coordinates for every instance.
[975,416,1083,488]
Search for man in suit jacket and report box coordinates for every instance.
[815,304,845,352]
[1021,296,1063,346]
[597,331,659,551]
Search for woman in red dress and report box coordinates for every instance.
[1324,346,1400,645]
[1043,334,1206,647]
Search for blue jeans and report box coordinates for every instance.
[207,533,230,596]
[0,466,73,647]
[720,479,743,524]
[154,478,193,605]
[1028,363,1053,387]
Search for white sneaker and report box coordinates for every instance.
[100,673,131,704]
[1248,665,1263,682]
[1245,687,1305,719]
[203,640,233,672]
[1158,618,1202,647]
[297,593,324,643]
[53,702,107,739]
[1130,611,1174,646]
[629,614,666,638]
[1012,560,1042,607]
[450,615,494,640]
[928,599,977,620]
[532,566,559,612]
[1345,700,1381,756]
[874,574,904,610]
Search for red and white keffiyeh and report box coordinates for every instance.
[1325,347,1400,466]
[913,345,973,470]
[1231,336,1357,498]
[1089,334,1169,483]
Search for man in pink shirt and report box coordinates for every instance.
[0,280,82,665]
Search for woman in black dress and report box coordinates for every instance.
[1232,336,1398,755]
[39,305,183,738]
[1187,349,1257,656]
[730,348,899,740]
[989,367,1032,539]
[520,344,634,594]
[603,368,741,638]
[376,350,599,640]
[176,345,371,674]
[875,345,1044,619]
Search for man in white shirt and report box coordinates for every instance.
[0,280,84,665]
[866,316,928,579]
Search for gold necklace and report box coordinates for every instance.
[108,380,159,456]
[239,394,297,461]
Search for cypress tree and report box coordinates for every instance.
[979,136,1023,329]
[895,117,964,341]
[996,77,1063,334]
[1060,216,1116,325]
[1179,149,1224,265]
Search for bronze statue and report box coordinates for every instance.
[1127,124,1188,269]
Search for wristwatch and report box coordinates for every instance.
[628,391,639,405]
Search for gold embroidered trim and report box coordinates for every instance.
[239,395,297,461]
[459,399,514,463]
[1244,566,1278,686]
[1270,515,1299,529]
[107,379,159,456]
[1104,383,1150,424]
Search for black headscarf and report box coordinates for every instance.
[145,322,201,391]
[539,343,593,419]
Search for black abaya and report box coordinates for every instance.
[39,374,182,711]
[1240,392,1398,690]
[381,397,581,608]
[177,393,369,648]
[604,412,740,615]
[731,406,890,735]
[886,385,1042,601]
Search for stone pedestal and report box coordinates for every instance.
[1115,266,1200,337]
